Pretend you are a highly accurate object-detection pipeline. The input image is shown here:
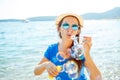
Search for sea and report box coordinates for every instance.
[0,20,120,80]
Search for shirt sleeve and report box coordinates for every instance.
[44,45,52,60]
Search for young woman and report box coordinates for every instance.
[34,13,102,80]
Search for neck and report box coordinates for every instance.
[58,39,73,59]
[58,39,73,51]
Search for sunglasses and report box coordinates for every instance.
[61,23,80,30]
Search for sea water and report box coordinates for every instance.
[0,20,120,80]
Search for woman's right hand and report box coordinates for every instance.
[44,61,59,77]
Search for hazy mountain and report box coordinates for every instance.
[0,7,120,22]
[81,7,120,19]
[28,7,120,21]
[0,19,23,22]
[27,16,56,21]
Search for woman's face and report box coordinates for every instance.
[59,16,80,41]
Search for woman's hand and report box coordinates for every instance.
[45,61,59,77]
[82,36,92,54]
[83,36,102,80]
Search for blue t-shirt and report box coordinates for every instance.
[44,43,87,80]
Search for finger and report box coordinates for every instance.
[83,36,92,43]
[83,36,91,38]
[50,66,59,76]
[46,62,59,76]
[48,68,59,77]
[52,68,59,75]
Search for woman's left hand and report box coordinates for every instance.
[82,36,92,54]
[82,36,102,80]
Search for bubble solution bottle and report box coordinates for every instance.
[48,66,62,80]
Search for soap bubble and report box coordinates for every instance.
[56,52,65,62]
[64,60,79,79]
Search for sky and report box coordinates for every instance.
[0,0,120,19]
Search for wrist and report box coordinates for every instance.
[84,52,91,59]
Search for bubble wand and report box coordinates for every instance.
[70,35,85,60]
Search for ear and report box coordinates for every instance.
[57,26,60,32]
[58,27,62,34]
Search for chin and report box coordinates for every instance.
[67,37,73,41]
[66,36,71,40]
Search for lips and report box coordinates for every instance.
[67,34,72,37]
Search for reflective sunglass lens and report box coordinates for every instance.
[62,23,79,30]
[62,23,69,29]
[72,25,79,30]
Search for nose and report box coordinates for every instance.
[67,26,73,33]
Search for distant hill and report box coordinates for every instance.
[0,7,120,22]
[0,19,23,22]
[27,7,120,21]
[27,16,56,21]
[81,7,120,19]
